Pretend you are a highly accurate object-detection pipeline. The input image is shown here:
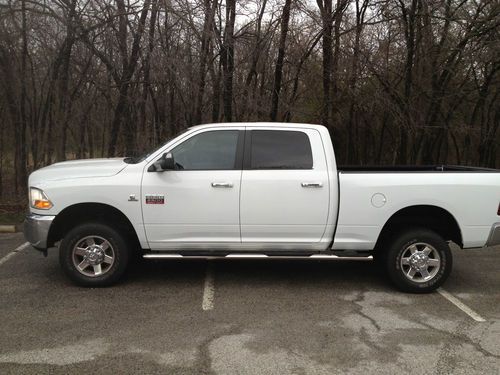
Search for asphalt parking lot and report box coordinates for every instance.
[0,233,499,374]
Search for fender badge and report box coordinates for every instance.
[146,194,165,204]
[128,194,138,202]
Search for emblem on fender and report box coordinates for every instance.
[145,194,165,204]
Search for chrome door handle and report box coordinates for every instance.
[211,182,233,188]
[301,182,323,188]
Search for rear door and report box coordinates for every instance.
[240,127,329,245]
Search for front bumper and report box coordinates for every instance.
[24,214,55,250]
[486,223,500,247]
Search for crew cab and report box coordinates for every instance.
[24,123,500,292]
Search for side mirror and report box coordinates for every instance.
[148,152,175,172]
[161,153,175,170]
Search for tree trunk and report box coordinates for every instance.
[140,0,159,148]
[212,56,222,122]
[316,0,333,127]
[284,32,322,122]
[0,114,3,197]
[108,0,151,156]
[220,0,236,122]
[270,0,292,121]
[195,0,218,124]
[345,0,367,164]
[397,0,417,165]
[331,0,346,121]
[240,0,268,120]
[56,0,77,162]
[17,0,28,193]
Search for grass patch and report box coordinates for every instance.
[0,210,25,224]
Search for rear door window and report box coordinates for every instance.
[249,130,313,169]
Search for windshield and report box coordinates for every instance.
[124,128,190,164]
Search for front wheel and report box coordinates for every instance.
[59,223,130,287]
[385,228,452,293]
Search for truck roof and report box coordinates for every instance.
[188,122,325,131]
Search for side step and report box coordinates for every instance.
[143,253,373,261]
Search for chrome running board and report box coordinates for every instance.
[143,253,373,261]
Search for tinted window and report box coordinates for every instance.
[250,130,313,169]
[172,130,239,170]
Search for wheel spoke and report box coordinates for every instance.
[93,264,102,276]
[74,247,87,257]
[420,268,431,280]
[427,258,440,267]
[400,242,442,284]
[77,260,90,271]
[72,235,116,277]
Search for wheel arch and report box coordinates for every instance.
[375,205,463,250]
[47,202,141,250]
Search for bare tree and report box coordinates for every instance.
[270,0,292,121]
[220,0,236,122]
[0,0,498,201]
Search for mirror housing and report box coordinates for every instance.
[148,152,175,172]
[161,152,175,170]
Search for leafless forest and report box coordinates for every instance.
[0,0,499,202]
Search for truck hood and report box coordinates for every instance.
[29,158,128,184]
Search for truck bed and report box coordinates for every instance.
[334,166,500,251]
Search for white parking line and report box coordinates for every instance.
[202,262,215,311]
[0,242,30,267]
[437,288,486,322]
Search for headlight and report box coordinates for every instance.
[30,187,53,210]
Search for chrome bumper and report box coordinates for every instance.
[486,223,500,247]
[24,214,55,250]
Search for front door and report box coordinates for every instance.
[142,128,244,250]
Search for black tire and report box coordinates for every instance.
[384,227,452,293]
[59,222,130,287]
[372,245,387,269]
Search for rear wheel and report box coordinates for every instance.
[385,228,452,293]
[59,223,130,287]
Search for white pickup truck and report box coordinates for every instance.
[25,123,500,292]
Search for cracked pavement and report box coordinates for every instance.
[0,233,499,374]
